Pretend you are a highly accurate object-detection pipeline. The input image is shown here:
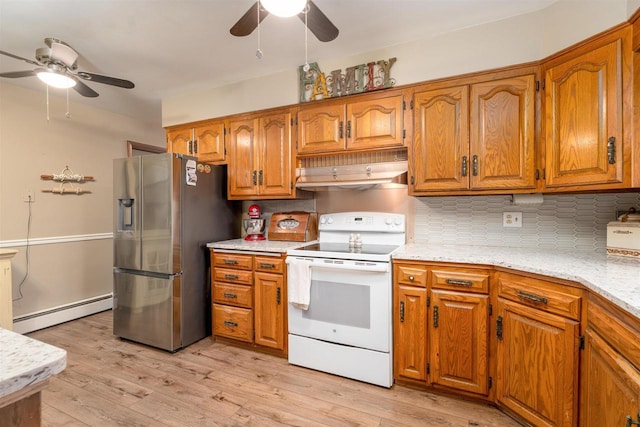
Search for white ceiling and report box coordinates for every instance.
[0,0,557,125]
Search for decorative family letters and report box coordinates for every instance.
[298,57,397,103]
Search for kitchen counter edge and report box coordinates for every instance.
[392,243,640,320]
[207,239,315,254]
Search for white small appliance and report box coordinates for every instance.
[286,211,405,388]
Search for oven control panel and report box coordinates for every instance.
[318,212,405,232]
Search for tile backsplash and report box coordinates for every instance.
[413,193,640,251]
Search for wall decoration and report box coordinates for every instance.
[299,57,397,103]
[41,166,94,195]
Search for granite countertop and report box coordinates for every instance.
[207,238,315,253]
[0,328,66,399]
[393,244,640,320]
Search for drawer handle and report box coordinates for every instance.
[259,262,276,269]
[446,279,473,287]
[517,290,548,305]
[408,275,415,282]
[223,292,238,299]
[626,413,640,427]
[224,274,239,280]
[223,320,238,328]
[400,301,405,322]
[223,259,238,265]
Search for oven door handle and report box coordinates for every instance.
[287,257,389,273]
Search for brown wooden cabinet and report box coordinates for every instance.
[211,250,287,353]
[429,267,490,396]
[580,294,640,427]
[410,71,537,195]
[395,280,428,382]
[227,109,295,199]
[543,27,633,190]
[297,93,405,155]
[495,273,582,427]
[166,120,226,163]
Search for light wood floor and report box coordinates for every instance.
[28,310,521,426]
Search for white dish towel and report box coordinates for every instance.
[286,258,312,310]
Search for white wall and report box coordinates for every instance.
[0,82,165,326]
[162,0,631,126]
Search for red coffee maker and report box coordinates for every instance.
[243,204,266,241]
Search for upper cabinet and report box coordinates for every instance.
[410,70,537,195]
[297,92,405,155]
[166,120,226,164]
[227,108,296,200]
[542,26,634,191]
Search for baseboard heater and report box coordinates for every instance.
[12,293,113,334]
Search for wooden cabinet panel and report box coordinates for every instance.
[166,127,192,156]
[213,304,253,342]
[254,256,285,274]
[581,328,640,427]
[254,272,285,350]
[430,290,489,395]
[544,39,623,187]
[297,103,345,154]
[213,253,253,270]
[394,284,427,381]
[346,95,404,150]
[496,298,579,427]
[228,118,258,197]
[213,268,253,286]
[213,282,253,308]
[430,268,489,293]
[395,264,428,287]
[258,111,293,197]
[194,122,225,163]
[470,74,536,190]
[498,273,582,321]
[411,85,469,192]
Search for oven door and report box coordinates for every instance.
[287,256,391,352]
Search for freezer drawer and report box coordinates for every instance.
[113,270,180,351]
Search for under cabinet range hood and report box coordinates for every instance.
[296,161,408,191]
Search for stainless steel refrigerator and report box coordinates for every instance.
[113,153,239,351]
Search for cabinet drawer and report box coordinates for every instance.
[213,282,253,308]
[213,304,253,342]
[213,253,253,270]
[497,273,582,321]
[255,256,284,274]
[214,268,253,285]
[430,268,490,293]
[395,264,428,287]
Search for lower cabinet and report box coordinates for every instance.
[580,294,640,426]
[211,250,287,354]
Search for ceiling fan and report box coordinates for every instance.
[0,37,135,98]
[230,0,339,42]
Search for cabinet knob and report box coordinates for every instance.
[408,275,415,281]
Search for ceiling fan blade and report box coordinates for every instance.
[77,72,135,89]
[299,0,339,42]
[0,70,36,78]
[72,79,99,97]
[0,50,40,66]
[230,2,269,37]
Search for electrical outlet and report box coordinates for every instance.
[503,211,522,228]
[24,190,35,203]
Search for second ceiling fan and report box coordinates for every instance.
[230,0,339,42]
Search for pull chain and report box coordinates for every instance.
[256,1,263,59]
[46,85,50,122]
[303,1,309,72]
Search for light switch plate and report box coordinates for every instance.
[503,212,522,228]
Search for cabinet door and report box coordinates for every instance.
[228,118,258,197]
[194,121,225,163]
[297,103,345,154]
[470,74,536,190]
[254,272,285,350]
[496,298,579,427]
[544,39,623,187]
[166,127,193,155]
[581,328,640,427]
[346,95,404,151]
[411,85,469,192]
[430,290,489,395]
[395,284,427,382]
[258,111,294,197]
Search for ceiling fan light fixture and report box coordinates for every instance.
[36,69,76,89]
[260,0,306,17]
